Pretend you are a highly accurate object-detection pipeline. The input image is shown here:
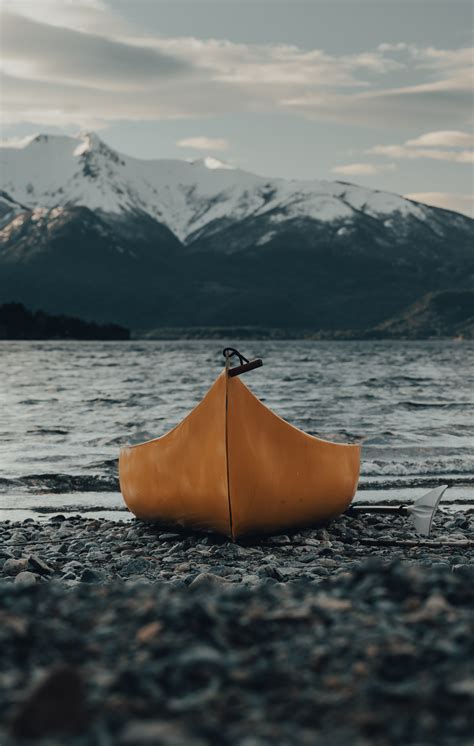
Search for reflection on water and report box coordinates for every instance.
[1,340,473,517]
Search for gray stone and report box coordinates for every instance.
[120,720,204,745]
[27,554,54,575]
[120,558,152,576]
[448,678,474,696]
[226,543,250,558]
[62,561,84,573]
[312,567,330,577]
[10,666,87,739]
[298,553,319,564]
[315,529,331,541]
[124,576,152,587]
[267,535,291,545]
[242,573,260,584]
[79,568,103,583]
[452,564,474,579]
[3,557,28,576]
[6,532,28,545]
[15,571,38,587]
[58,522,74,536]
[87,551,108,561]
[189,572,228,589]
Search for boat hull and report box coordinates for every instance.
[119,371,360,538]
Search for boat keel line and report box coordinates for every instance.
[224,363,234,540]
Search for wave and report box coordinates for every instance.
[26,427,69,435]
[0,473,119,494]
[359,476,474,490]
[362,458,474,477]
[19,398,59,405]
[29,505,128,514]
[85,397,124,405]
[402,401,473,410]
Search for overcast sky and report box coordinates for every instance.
[1,0,473,216]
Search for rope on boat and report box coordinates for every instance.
[222,348,263,377]
[222,348,249,366]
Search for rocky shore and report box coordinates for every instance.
[1,510,473,745]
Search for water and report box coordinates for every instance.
[1,340,473,521]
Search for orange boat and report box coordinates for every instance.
[119,349,360,538]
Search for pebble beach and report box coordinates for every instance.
[1,510,473,745]
[2,340,473,744]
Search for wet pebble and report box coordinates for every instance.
[0,510,472,745]
[3,558,28,576]
[14,571,38,587]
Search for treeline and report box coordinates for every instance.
[0,303,130,340]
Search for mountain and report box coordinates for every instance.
[0,132,472,331]
[369,290,474,340]
[137,290,474,340]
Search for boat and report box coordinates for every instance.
[119,349,361,538]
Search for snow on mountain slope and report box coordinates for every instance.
[0,132,462,244]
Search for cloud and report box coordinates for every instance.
[1,12,190,91]
[2,0,126,34]
[144,37,402,87]
[177,137,229,151]
[405,130,474,148]
[0,71,247,128]
[370,144,473,163]
[282,78,472,129]
[377,42,409,53]
[281,44,473,128]
[405,192,474,218]
[331,162,396,176]
[368,133,473,163]
[0,7,472,132]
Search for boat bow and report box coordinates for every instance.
[120,359,360,537]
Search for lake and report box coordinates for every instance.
[1,340,473,521]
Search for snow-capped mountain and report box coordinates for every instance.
[0,132,472,331]
[1,131,466,244]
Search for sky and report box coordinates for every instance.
[1,0,473,216]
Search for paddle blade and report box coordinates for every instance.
[406,485,448,536]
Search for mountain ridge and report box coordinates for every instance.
[2,131,470,243]
[0,132,472,332]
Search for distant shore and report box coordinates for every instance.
[134,326,473,341]
[0,303,130,340]
[134,290,474,340]
[2,288,473,340]
[1,511,472,744]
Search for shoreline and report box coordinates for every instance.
[1,511,472,745]
[2,478,473,524]
[1,510,472,585]
[2,488,473,524]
